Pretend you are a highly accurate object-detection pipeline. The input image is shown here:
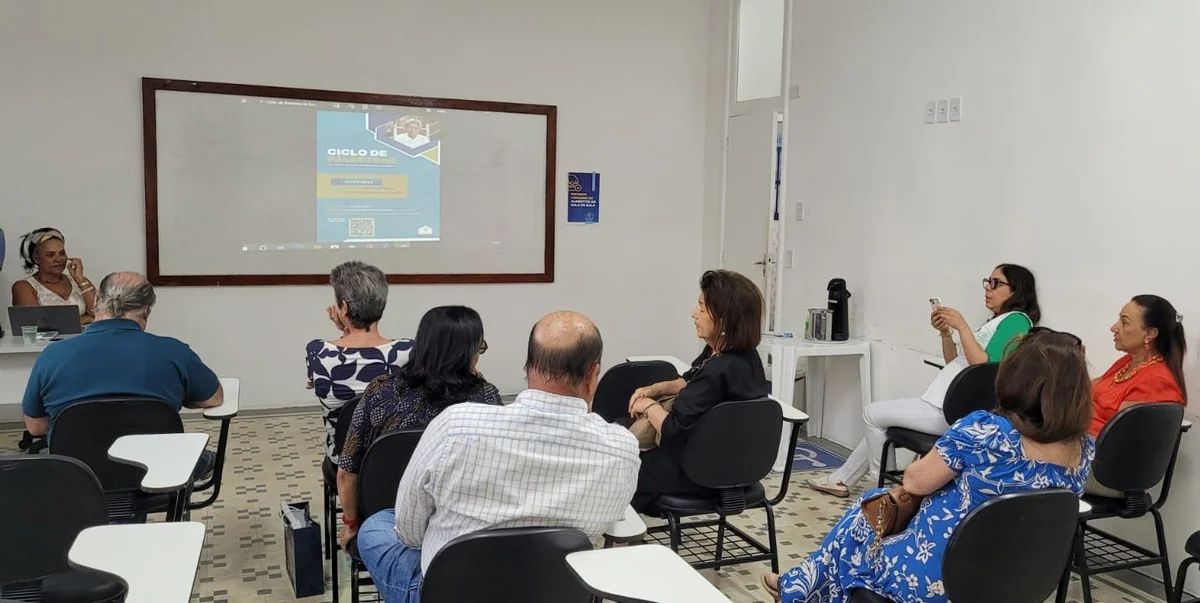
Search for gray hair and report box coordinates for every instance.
[97,272,157,320]
[331,261,389,329]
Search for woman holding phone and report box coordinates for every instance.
[808,264,1040,497]
[11,227,97,325]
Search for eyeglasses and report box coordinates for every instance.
[1028,326,1083,347]
[982,277,1011,290]
[479,339,488,354]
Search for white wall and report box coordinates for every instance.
[784,0,1200,591]
[0,0,717,409]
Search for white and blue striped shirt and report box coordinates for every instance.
[392,388,641,572]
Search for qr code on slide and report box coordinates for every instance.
[348,217,375,238]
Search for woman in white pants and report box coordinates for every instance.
[808,264,1041,497]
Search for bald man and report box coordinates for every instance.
[355,311,640,602]
[22,272,223,461]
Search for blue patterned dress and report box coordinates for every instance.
[778,411,1093,603]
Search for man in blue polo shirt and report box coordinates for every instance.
[22,272,224,456]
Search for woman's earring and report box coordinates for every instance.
[1145,341,1151,351]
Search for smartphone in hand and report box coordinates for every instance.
[929,297,942,310]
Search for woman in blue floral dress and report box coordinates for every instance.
[766,329,1095,603]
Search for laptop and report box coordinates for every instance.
[8,306,84,336]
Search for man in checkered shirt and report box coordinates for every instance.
[356,311,641,602]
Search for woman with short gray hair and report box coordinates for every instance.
[306,261,412,472]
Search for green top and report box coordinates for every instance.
[984,313,1033,362]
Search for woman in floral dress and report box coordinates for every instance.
[766,328,1095,603]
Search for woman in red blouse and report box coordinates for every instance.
[1088,295,1187,495]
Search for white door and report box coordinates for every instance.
[722,110,778,325]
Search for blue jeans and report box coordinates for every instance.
[357,509,423,603]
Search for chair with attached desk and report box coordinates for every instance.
[185,376,240,513]
[593,361,682,424]
[850,489,1079,603]
[1056,402,1188,603]
[342,428,424,603]
[50,397,190,523]
[877,362,999,487]
[645,397,783,573]
[0,455,129,603]
[1171,530,1200,603]
[322,395,362,564]
[422,527,593,602]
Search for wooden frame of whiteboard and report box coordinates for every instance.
[142,77,557,286]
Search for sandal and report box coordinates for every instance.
[761,573,781,601]
[806,477,850,498]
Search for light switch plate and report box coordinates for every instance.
[936,99,949,123]
[949,97,962,122]
[924,100,936,124]
[795,202,804,221]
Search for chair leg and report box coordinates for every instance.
[666,513,682,552]
[1154,508,1176,603]
[331,541,340,603]
[876,440,893,488]
[1074,524,1093,603]
[1172,558,1197,603]
[350,562,359,603]
[714,515,726,564]
[764,502,780,574]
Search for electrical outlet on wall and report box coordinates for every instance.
[936,99,949,123]
[795,202,804,221]
[949,97,962,122]
[924,100,936,124]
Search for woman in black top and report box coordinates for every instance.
[628,270,769,513]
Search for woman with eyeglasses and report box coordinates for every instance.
[1086,295,1186,496]
[809,264,1040,498]
[334,305,501,547]
[11,228,97,324]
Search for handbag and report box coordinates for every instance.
[860,487,924,539]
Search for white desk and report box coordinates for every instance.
[109,433,210,492]
[69,522,205,603]
[1079,500,1092,515]
[567,544,730,603]
[604,505,648,545]
[200,377,241,419]
[760,336,872,471]
[0,334,75,354]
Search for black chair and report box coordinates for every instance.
[878,363,999,487]
[50,397,188,523]
[645,397,782,572]
[1057,402,1187,603]
[1171,530,1200,603]
[851,489,1079,603]
[344,428,424,603]
[323,396,362,564]
[423,527,593,602]
[0,455,129,602]
[592,361,681,424]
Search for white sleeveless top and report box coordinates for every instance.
[920,311,1029,408]
[24,273,87,316]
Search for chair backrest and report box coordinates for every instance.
[330,395,363,456]
[0,455,108,585]
[592,361,681,423]
[681,397,782,489]
[422,527,593,603]
[943,489,1079,603]
[357,428,424,519]
[942,362,1000,425]
[50,397,184,491]
[1092,402,1184,492]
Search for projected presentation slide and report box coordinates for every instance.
[316,111,442,244]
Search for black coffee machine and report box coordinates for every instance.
[827,278,851,341]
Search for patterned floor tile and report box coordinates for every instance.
[0,412,1166,602]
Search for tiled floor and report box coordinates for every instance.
[0,411,1167,602]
